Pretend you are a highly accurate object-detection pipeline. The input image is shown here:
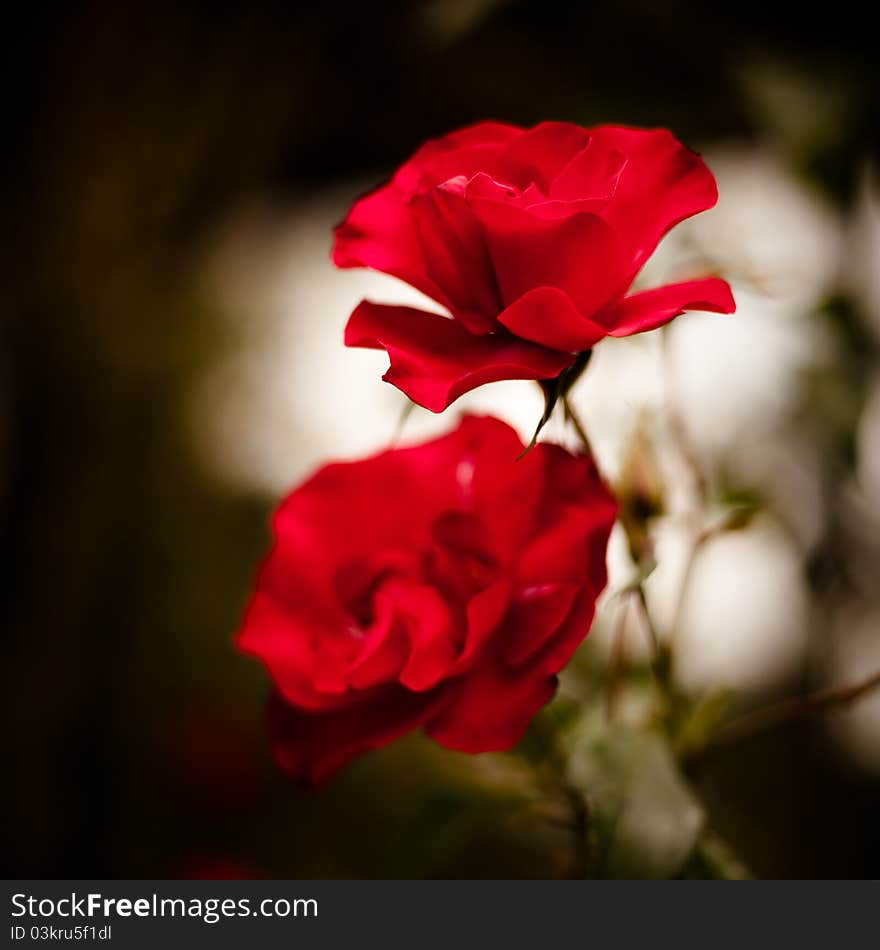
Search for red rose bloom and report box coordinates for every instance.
[334,121,735,411]
[236,416,616,787]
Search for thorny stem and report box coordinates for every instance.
[564,381,667,689]
[560,385,666,684]
[610,582,669,688]
[604,596,630,720]
[391,398,417,445]
[668,540,699,658]
[711,667,880,748]
[562,394,594,459]
[633,582,665,679]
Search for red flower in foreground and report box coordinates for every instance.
[237,416,616,787]
[334,121,735,411]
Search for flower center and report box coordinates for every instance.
[333,550,421,631]
[425,511,500,602]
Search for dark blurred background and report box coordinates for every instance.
[3,1,879,878]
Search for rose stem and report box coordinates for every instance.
[710,667,880,748]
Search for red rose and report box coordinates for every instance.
[334,121,735,411]
[236,416,616,787]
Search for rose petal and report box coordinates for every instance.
[333,123,523,309]
[470,198,624,319]
[522,197,611,219]
[406,144,508,198]
[458,580,511,666]
[465,421,547,556]
[345,301,573,411]
[332,182,452,309]
[425,664,557,753]
[550,139,628,202]
[394,121,522,194]
[431,415,548,561]
[515,444,617,589]
[345,603,410,691]
[538,441,615,507]
[237,591,348,711]
[498,121,592,192]
[529,588,604,678]
[602,277,736,337]
[497,286,608,353]
[396,584,460,692]
[270,435,464,567]
[269,688,441,788]
[587,126,719,278]
[504,583,580,667]
[517,502,615,590]
[409,185,500,330]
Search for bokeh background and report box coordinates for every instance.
[4,0,879,878]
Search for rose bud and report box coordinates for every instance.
[236,415,617,787]
[334,121,734,412]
